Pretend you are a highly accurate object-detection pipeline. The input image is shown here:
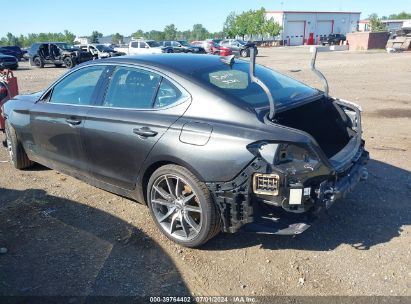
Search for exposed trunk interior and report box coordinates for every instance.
[275,97,354,158]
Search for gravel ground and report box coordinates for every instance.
[0,48,410,298]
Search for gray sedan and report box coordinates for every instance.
[1,54,368,247]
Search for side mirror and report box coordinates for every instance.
[145,45,149,49]
[177,44,182,47]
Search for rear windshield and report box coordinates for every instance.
[193,61,319,108]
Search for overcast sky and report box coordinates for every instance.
[2,0,411,37]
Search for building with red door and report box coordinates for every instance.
[264,11,361,46]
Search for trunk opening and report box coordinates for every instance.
[275,97,354,158]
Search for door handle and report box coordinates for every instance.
[133,127,158,137]
[66,118,81,126]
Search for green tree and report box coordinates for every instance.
[388,11,411,19]
[164,24,178,40]
[223,11,238,38]
[191,24,209,41]
[89,31,103,43]
[63,30,76,44]
[111,33,124,44]
[131,30,145,40]
[145,30,165,41]
[263,18,282,39]
[254,8,267,40]
[235,12,250,40]
[368,14,386,32]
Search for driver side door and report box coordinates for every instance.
[29,65,109,177]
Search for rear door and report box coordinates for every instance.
[29,65,108,176]
[83,65,190,190]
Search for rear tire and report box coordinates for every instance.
[147,164,221,247]
[5,121,33,169]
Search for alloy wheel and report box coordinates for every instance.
[5,126,13,160]
[150,174,203,241]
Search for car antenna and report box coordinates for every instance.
[249,47,275,119]
[310,47,329,98]
[220,54,235,66]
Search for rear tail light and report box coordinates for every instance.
[253,173,280,196]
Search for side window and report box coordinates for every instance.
[165,41,171,47]
[139,42,147,48]
[49,65,106,105]
[154,79,182,108]
[103,67,161,109]
[130,42,138,48]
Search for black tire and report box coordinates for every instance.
[4,121,33,169]
[54,63,63,68]
[240,49,249,57]
[33,57,44,68]
[64,57,75,69]
[147,164,221,247]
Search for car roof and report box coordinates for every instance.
[92,54,248,76]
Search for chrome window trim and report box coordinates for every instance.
[39,62,191,111]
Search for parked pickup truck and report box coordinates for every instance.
[114,40,173,55]
[321,34,346,46]
[77,44,125,59]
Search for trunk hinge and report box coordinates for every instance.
[249,47,275,120]
[310,47,329,98]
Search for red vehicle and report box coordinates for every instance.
[0,69,19,131]
[218,46,232,56]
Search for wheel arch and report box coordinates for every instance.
[138,157,207,205]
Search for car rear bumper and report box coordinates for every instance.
[207,146,369,235]
[243,149,369,235]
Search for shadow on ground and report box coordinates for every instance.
[204,159,411,251]
[0,188,189,297]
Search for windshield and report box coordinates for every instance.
[95,45,114,52]
[193,61,320,109]
[178,41,190,46]
[147,41,161,47]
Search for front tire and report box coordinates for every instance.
[240,49,248,57]
[5,121,33,169]
[147,164,221,247]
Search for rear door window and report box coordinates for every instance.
[103,67,161,109]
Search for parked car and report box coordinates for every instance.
[28,42,93,69]
[201,39,221,54]
[159,40,205,54]
[0,53,18,70]
[0,46,24,61]
[77,44,125,59]
[218,45,232,56]
[114,40,173,55]
[219,39,257,57]
[0,47,20,60]
[321,34,346,46]
[1,54,368,247]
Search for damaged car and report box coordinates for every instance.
[77,44,126,59]
[1,51,369,247]
[29,42,93,68]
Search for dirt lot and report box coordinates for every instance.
[0,48,410,298]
